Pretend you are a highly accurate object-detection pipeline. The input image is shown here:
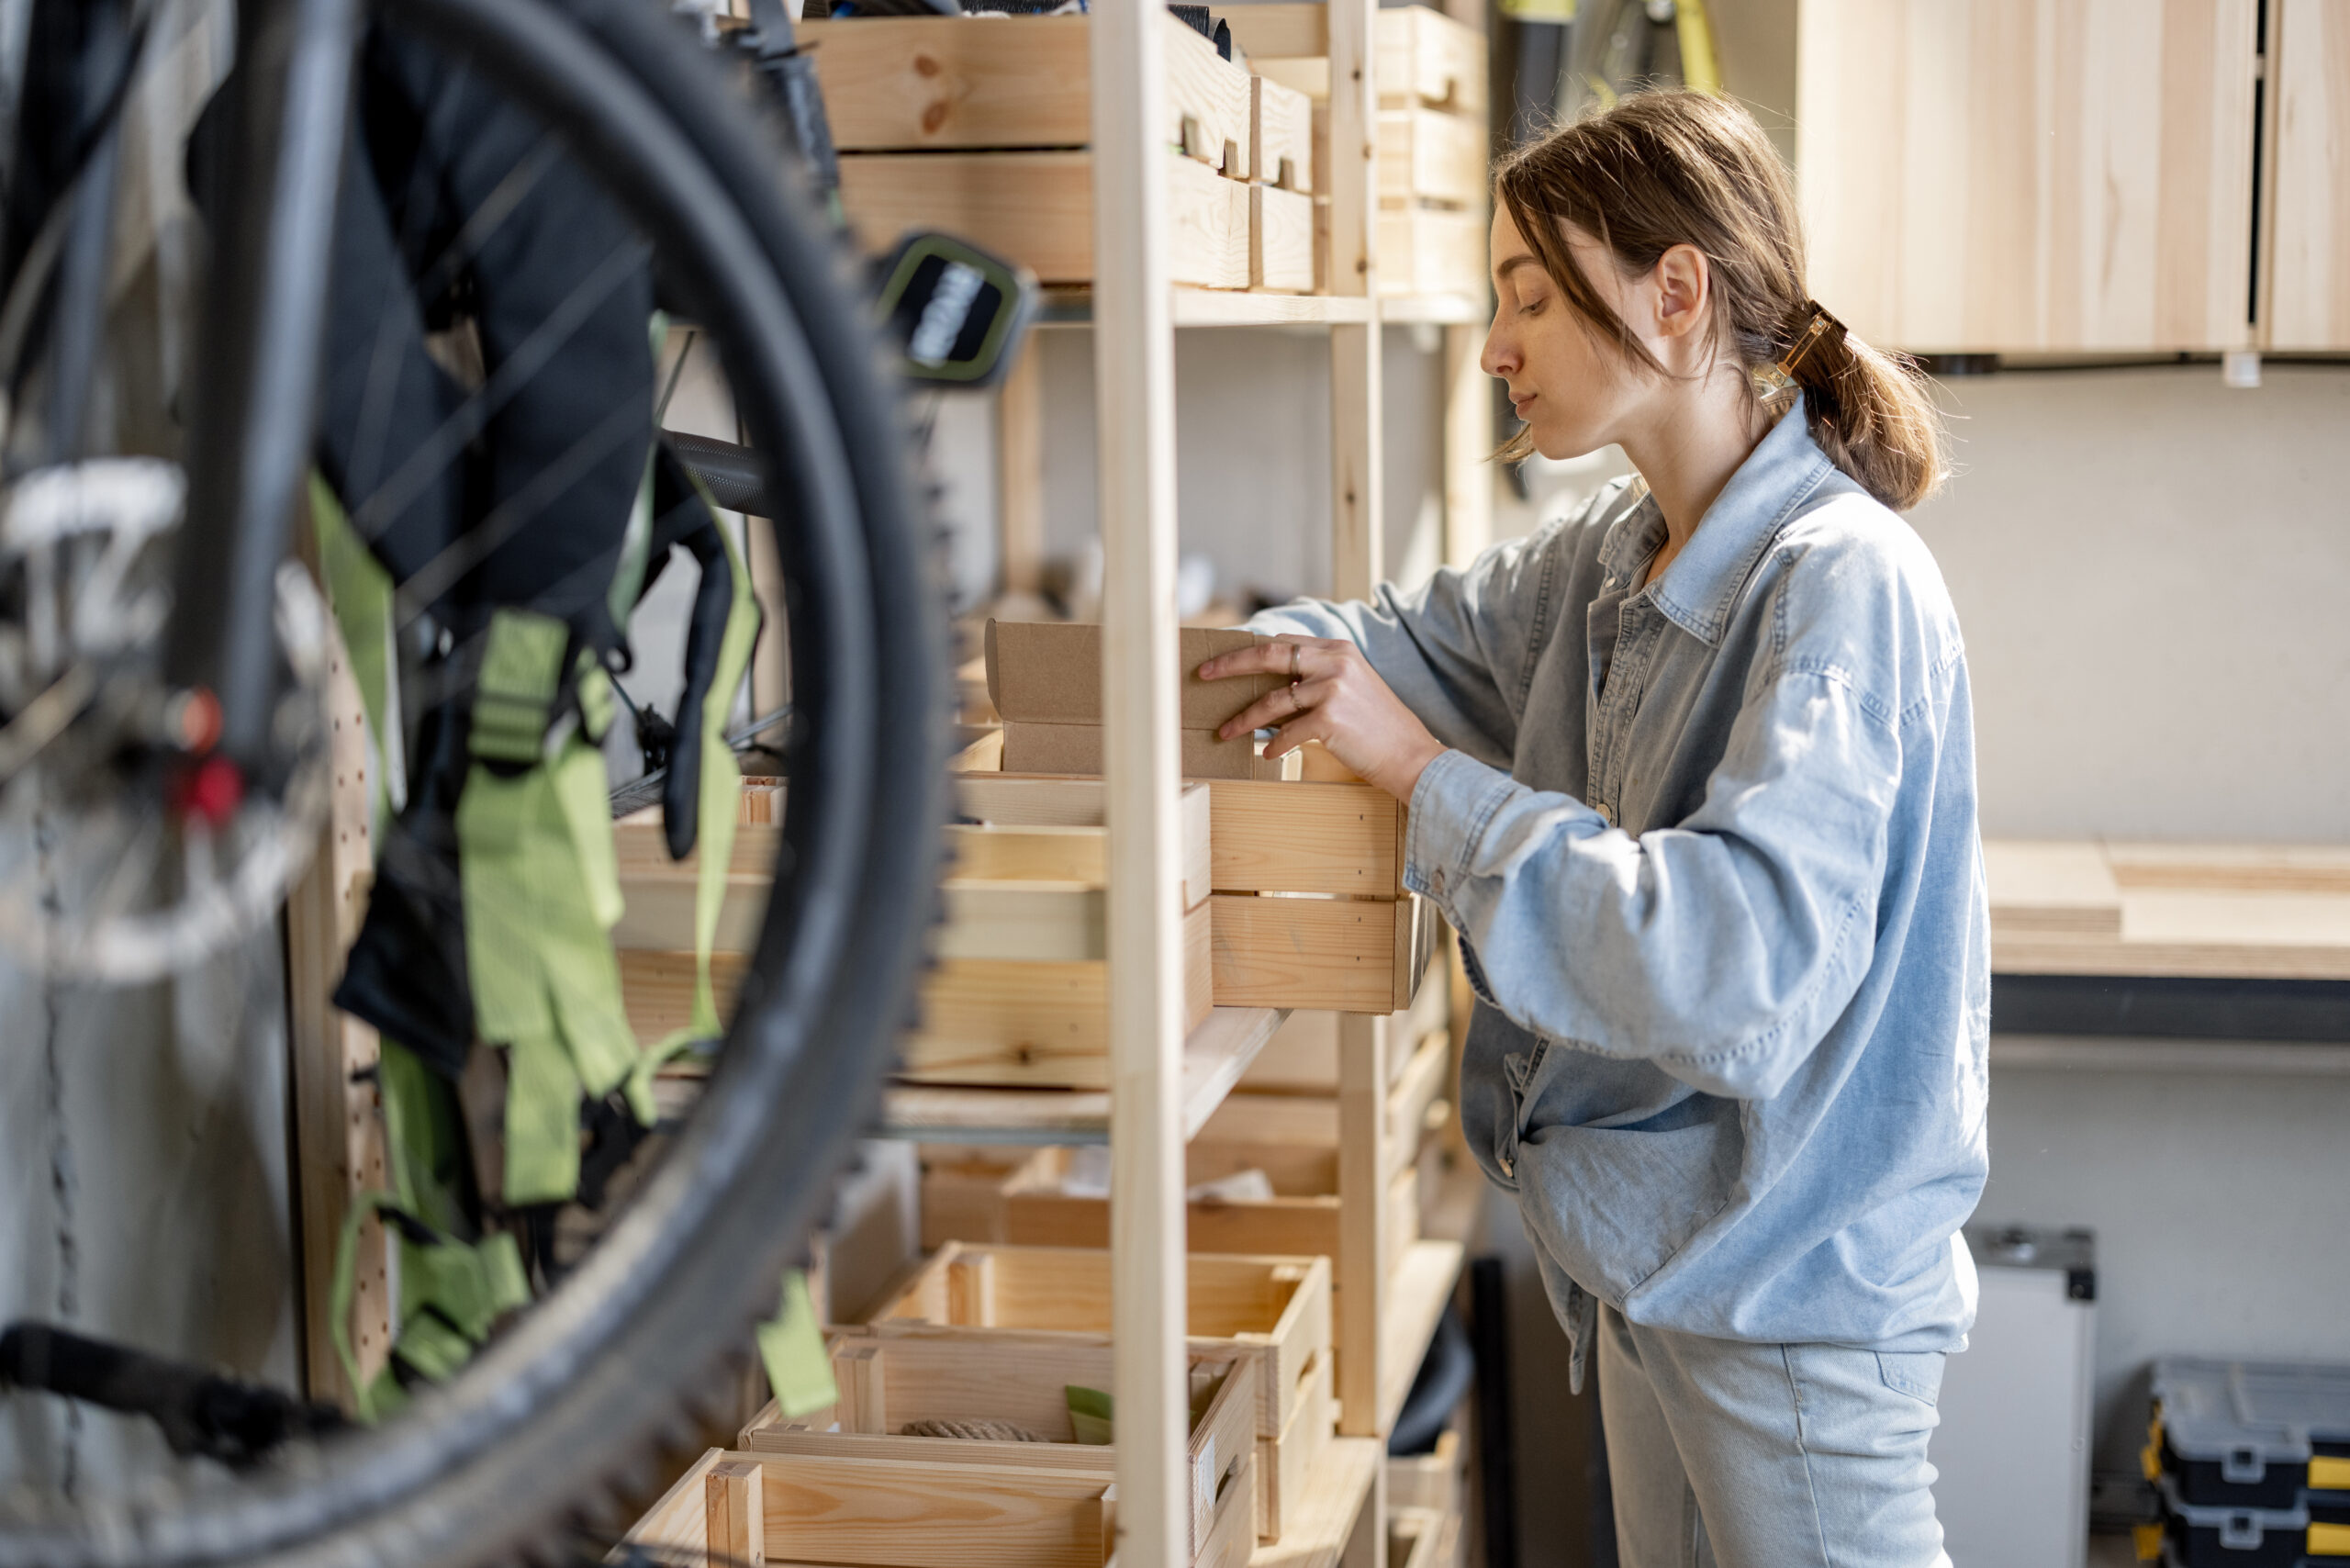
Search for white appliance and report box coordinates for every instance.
[1933,1224,2098,1568]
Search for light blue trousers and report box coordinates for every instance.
[1597,1304,1953,1568]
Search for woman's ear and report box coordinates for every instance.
[1651,242,1711,342]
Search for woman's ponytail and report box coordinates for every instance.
[1494,92,1949,513]
[1774,301,1946,512]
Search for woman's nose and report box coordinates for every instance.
[1481,319,1514,379]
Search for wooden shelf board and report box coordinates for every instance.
[1034,287,1480,328]
[1376,1238,1467,1435]
[1379,292,1487,324]
[873,1006,1287,1145]
[1247,1435,1383,1568]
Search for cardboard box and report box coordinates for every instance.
[985,620,1284,731]
[1003,720,1259,780]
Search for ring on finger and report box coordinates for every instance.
[1285,681,1304,718]
[1290,643,1303,679]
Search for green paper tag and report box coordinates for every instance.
[1066,1383,1114,1446]
[759,1269,837,1419]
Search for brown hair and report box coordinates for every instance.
[1494,92,1946,512]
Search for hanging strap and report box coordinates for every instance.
[625,478,761,1119]
[756,1267,837,1420]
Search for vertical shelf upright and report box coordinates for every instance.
[1090,6,1193,1568]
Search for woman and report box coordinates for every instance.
[1202,92,1985,1568]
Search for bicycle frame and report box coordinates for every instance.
[165,0,359,766]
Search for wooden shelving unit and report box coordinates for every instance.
[1066,6,1492,1567]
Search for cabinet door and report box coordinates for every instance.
[1799,0,2260,354]
[2265,0,2350,348]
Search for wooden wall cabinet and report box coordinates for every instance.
[1798,0,2262,353]
[2263,0,2350,348]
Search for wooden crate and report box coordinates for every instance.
[1252,183,1315,292]
[1387,1421,1466,1517]
[867,1243,1332,1445]
[839,150,1250,289]
[916,776,1213,1087]
[800,13,1252,177]
[740,1335,1259,1561]
[1379,201,1487,297]
[620,1446,1121,1568]
[1225,5,1488,115]
[919,1144,1420,1290]
[1259,1346,1334,1541]
[1378,108,1487,207]
[1209,890,1432,1014]
[901,899,1213,1087]
[1203,777,1427,1014]
[1389,1504,1462,1568]
[1253,73,1316,195]
[1206,778,1403,897]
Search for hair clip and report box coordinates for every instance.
[1775,301,1847,380]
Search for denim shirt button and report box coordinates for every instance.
[1593,800,1616,826]
[1498,1152,1514,1178]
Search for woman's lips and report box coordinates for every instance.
[1512,392,1537,416]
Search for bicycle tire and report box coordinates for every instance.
[0,0,946,1561]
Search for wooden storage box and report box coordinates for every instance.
[1205,778,1430,1014]
[1226,5,1488,115]
[811,13,1264,290]
[620,1446,1139,1568]
[838,150,1250,289]
[1387,1420,1467,1517]
[868,1243,1332,1447]
[908,777,1215,1088]
[1389,1504,1463,1568]
[800,14,1252,174]
[1379,201,1488,297]
[1378,108,1486,207]
[916,1143,1420,1294]
[739,1334,1258,1561]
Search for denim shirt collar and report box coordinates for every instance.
[1596,397,1840,648]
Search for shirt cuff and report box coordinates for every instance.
[1403,748,1519,905]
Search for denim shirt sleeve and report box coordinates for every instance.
[1406,660,1903,1102]
[1246,527,1559,771]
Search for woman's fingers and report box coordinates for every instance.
[1219,673,1337,740]
[1196,634,1337,684]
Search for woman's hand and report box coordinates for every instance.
[1199,635,1447,801]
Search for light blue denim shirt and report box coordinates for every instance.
[1254,403,1987,1383]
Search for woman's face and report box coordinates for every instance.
[1480,205,1651,462]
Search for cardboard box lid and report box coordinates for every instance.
[984,620,1283,728]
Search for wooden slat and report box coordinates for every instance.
[872,1245,1334,1442]
[799,13,1249,176]
[1245,1435,1384,1568]
[1259,1349,1335,1540]
[708,1458,766,1568]
[837,151,1250,289]
[1223,6,1488,113]
[749,1451,1113,1568]
[2266,0,2350,348]
[1211,896,1415,1014]
[1253,184,1317,293]
[1377,204,1486,297]
[1374,1240,1465,1436]
[875,1006,1287,1148]
[954,776,1213,909]
[1255,74,1317,194]
[1208,780,1403,897]
[1376,110,1486,207]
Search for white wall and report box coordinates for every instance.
[1908,364,2350,843]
